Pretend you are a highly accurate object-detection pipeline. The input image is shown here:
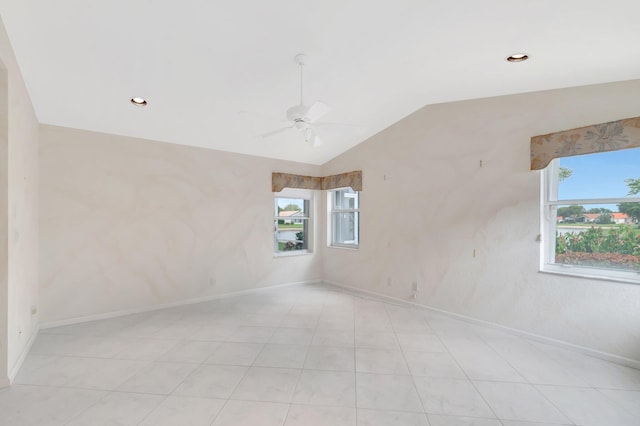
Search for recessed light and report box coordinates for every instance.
[506,53,529,63]
[130,97,147,106]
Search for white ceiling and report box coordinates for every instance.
[1,1,640,165]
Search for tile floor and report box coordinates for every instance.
[2,283,640,425]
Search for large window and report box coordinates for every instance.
[329,188,360,248]
[542,147,640,282]
[275,197,310,254]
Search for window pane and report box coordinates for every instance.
[558,147,640,200]
[275,219,308,252]
[276,198,308,217]
[333,212,359,245]
[333,188,358,210]
[553,202,640,271]
[275,198,310,253]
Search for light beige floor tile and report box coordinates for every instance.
[356,373,423,412]
[474,381,569,424]
[293,370,356,406]
[285,405,356,426]
[66,392,164,426]
[139,395,226,426]
[414,377,495,418]
[357,409,429,426]
[117,362,197,394]
[253,344,309,368]
[173,365,247,398]
[204,342,264,366]
[211,400,289,426]
[231,366,301,403]
[304,346,355,371]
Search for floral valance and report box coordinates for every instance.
[530,116,640,170]
[272,170,362,192]
[322,170,363,191]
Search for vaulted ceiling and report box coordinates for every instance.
[2,1,640,164]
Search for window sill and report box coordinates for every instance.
[540,264,640,285]
[327,245,359,251]
[274,250,313,258]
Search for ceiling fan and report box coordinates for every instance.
[257,54,357,147]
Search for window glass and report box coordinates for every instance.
[330,188,360,247]
[275,198,310,253]
[544,147,640,278]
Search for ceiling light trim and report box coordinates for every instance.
[506,53,530,63]
[130,97,148,106]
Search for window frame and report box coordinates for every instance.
[328,187,360,249]
[541,158,640,284]
[274,192,313,257]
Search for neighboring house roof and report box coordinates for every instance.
[611,212,629,220]
[279,210,302,217]
[583,213,600,221]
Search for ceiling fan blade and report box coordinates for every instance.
[239,110,287,123]
[305,101,331,123]
[314,121,365,129]
[256,125,293,138]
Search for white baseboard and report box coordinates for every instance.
[40,279,319,330]
[323,280,640,370]
[8,324,40,383]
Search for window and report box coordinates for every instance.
[329,187,360,248]
[542,147,640,282]
[275,197,310,254]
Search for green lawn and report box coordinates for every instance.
[557,223,626,228]
[278,223,303,230]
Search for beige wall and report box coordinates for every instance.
[39,125,322,323]
[0,57,7,388]
[321,80,640,362]
[0,17,39,385]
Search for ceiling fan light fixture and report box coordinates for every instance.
[506,53,529,63]
[304,127,313,142]
[304,128,322,147]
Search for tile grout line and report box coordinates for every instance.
[425,315,502,424]
[384,304,432,424]
[278,305,310,426]
[135,337,226,426]
[472,329,578,425]
[211,302,296,425]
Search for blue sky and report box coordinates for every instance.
[558,147,640,203]
[276,198,305,209]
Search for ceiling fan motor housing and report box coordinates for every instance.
[286,104,311,124]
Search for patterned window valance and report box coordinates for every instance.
[271,173,322,192]
[272,170,362,192]
[322,170,363,191]
[530,116,640,170]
